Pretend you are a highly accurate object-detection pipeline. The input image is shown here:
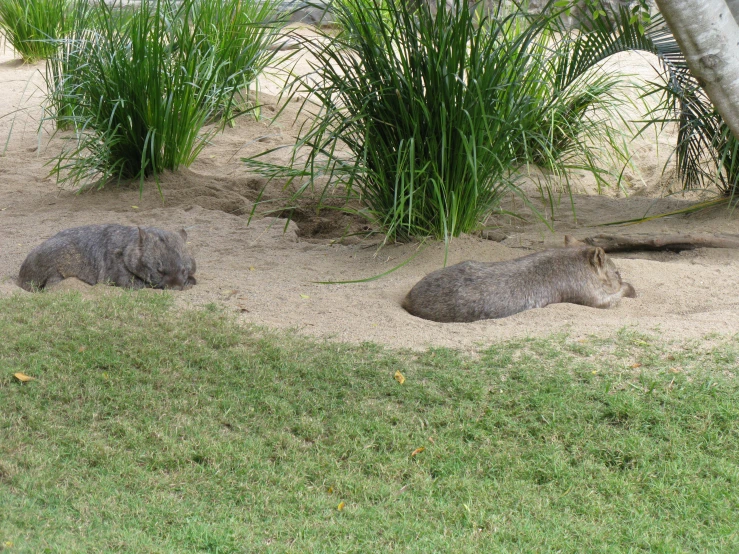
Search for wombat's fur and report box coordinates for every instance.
[18,224,197,291]
[402,236,636,322]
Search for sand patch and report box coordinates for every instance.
[1,42,737,352]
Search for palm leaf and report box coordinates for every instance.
[571,1,739,195]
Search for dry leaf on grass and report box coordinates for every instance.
[14,372,34,382]
[394,370,405,385]
[411,447,425,457]
[337,502,345,511]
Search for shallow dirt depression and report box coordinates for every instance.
[2,46,739,352]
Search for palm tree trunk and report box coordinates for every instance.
[654,0,739,139]
[727,0,739,23]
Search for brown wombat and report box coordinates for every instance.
[18,224,197,291]
[402,236,636,322]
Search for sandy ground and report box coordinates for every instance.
[2,35,738,352]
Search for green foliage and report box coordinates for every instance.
[571,1,739,196]
[246,0,635,241]
[42,0,100,131]
[44,0,286,190]
[191,0,289,119]
[1,294,739,551]
[504,11,632,183]
[332,0,396,35]
[647,51,739,196]
[0,0,70,62]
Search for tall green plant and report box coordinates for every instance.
[44,0,284,189]
[561,0,739,196]
[191,0,288,118]
[641,26,739,195]
[0,0,70,62]
[43,0,101,130]
[246,0,637,241]
[505,13,632,186]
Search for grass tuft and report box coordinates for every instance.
[0,0,69,63]
[43,0,286,190]
[191,0,289,120]
[246,0,634,242]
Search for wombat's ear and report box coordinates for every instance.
[565,235,586,248]
[588,247,607,269]
[178,228,187,242]
[137,227,147,245]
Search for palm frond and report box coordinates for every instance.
[572,1,739,195]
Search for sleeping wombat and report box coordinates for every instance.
[402,236,636,322]
[18,224,197,291]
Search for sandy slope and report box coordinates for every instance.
[1,39,738,352]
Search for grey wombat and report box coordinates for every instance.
[18,224,197,291]
[402,236,636,322]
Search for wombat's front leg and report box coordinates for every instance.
[591,282,636,309]
[111,274,148,289]
[42,271,66,290]
[621,282,636,299]
[127,276,149,289]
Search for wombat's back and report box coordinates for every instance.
[18,224,197,291]
[403,245,634,322]
[402,257,554,322]
[18,225,116,291]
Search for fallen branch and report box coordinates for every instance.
[582,233,739,252]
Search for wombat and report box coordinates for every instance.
[18,224,197,291]
[402,236,636,322]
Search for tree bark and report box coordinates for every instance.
[654,0,739,140]
[727,0,739,23]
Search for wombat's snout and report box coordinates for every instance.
[164,264,196,290]
[157,267,190,290]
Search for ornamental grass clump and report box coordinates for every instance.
[516,34,628,182]
[45,0,285,189]
[246,0,634,241]
[0,0,70,62]
[192,0,288,118]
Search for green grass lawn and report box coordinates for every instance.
[1,292,738,552]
